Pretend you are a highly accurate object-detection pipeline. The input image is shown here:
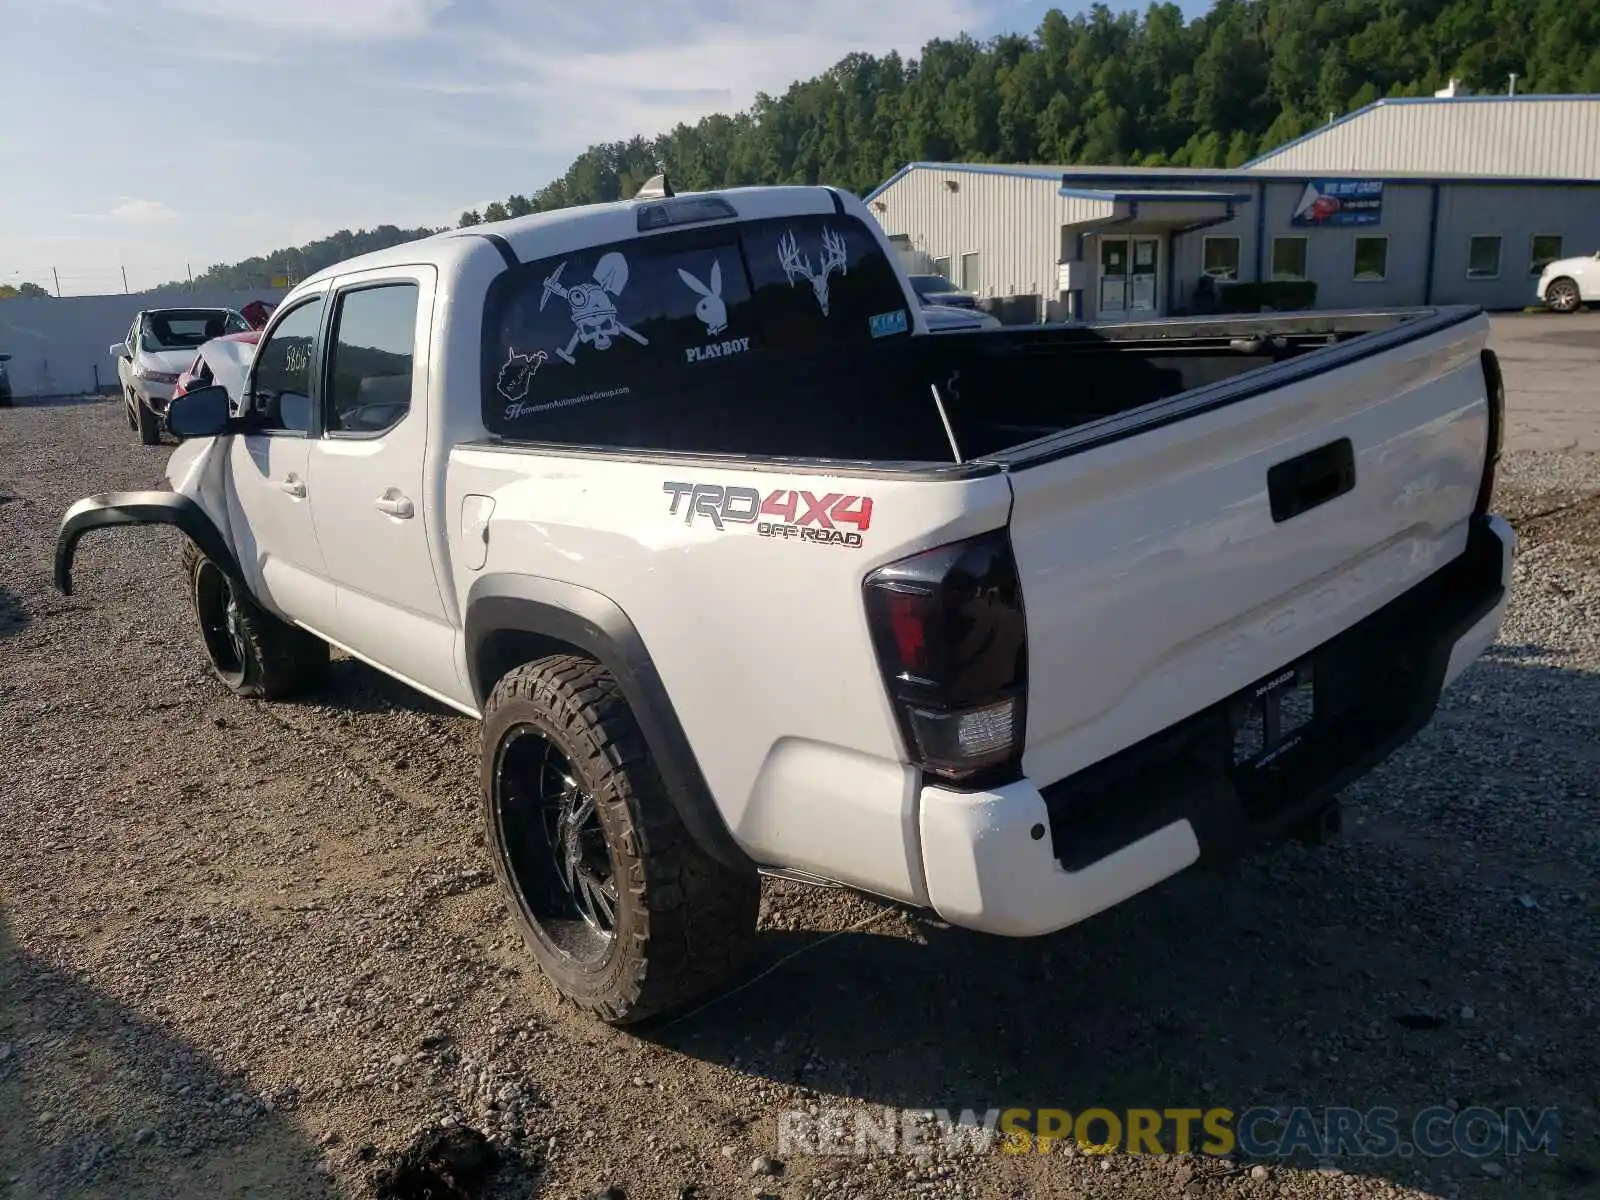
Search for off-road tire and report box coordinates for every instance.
[182,541,328,699]
[136,394,161,445]
[1546,277,1582,314]
[481,655,759,1025]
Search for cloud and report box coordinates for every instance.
[417,0,990,150]
[158,0,449,39]
[106,199,180,224]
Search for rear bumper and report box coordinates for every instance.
[919,513,1515,937]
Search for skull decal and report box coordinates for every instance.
[540,251,650,364]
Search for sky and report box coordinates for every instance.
[0,0,1204,296]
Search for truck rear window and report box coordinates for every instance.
[481,213,914,444]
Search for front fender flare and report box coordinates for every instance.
[465,574,754,874]
[55,491,242,597]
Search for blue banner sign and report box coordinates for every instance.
[1291,180,1384,226]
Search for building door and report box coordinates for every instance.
[1097,236,1161,318]
[1099,238,1129,315]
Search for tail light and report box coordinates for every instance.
[1475,348,1504,517]
[863,529,1027,785]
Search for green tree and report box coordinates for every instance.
[458,210,482,227]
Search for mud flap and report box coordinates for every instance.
[55,491,244,597]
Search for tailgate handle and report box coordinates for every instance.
[1268,438,1355,523]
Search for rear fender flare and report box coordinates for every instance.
[465,574,754,874]
[55,491,243,597]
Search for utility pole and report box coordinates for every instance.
[121,266,130,294]
[52,267,61,297]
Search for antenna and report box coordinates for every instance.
[635,173,674,200]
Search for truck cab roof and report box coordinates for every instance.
[299,185,856,288]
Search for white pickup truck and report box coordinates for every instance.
[56,181,1515,1025]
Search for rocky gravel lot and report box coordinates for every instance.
[2,371,1597,1199]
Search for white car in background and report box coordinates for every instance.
[113,308,250,444]
[1536,251,1599,313]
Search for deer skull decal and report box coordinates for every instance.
[540,251,649,364]
[777,227,850,316]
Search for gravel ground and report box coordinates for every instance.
[1,385,1597,1200]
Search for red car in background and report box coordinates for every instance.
[240,299,277,330]
[173,330,262,403]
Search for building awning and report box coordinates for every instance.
[1057,186,1251,232]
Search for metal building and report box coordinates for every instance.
[864,94,1600,322]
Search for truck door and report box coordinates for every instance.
[306,267,457,701]
[227,292,336,630]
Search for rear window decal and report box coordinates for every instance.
[685,336,751,364]
[778,227,849,315]
[496,347,549,403]
[870,309,909,339]
[678,259,729,336]
[541,251,649,364]
[505,384,630,422]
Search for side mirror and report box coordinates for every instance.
[166,384,234,439]
[110,343,131,360]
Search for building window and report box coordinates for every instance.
[931,256,952,284]
[960,251,982,294]
[1202,236,1241,281]
[1271,237,1308,281]
[1467,235,1502,280]
[1531,234,1564,275]
[1353,236,1388,282]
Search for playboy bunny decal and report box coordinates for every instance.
[679,254,750,364]
[678,259,728,336]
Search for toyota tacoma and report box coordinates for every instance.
[56,182,1514,1024]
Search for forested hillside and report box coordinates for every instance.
[152,224,441,294]
[460,0,1600,224]
[165,0,1600,285]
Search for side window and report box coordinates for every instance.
[248,296,324,433]
[325,283,419,435]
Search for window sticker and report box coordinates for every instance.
[678,259,729,336]
[869,309,909,339]
[496,346,549,403]
[540,250,649,364]
[777,227,849,316]
[684,337,751,364]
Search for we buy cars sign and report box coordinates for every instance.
[1291,180,1384,226]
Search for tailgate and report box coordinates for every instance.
[1005,310,1493,787]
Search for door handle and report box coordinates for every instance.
[1267,438,1355,523]
[278,476,307,498]
[374,493,414,519]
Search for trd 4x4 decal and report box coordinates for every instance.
[663,482,872,549]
